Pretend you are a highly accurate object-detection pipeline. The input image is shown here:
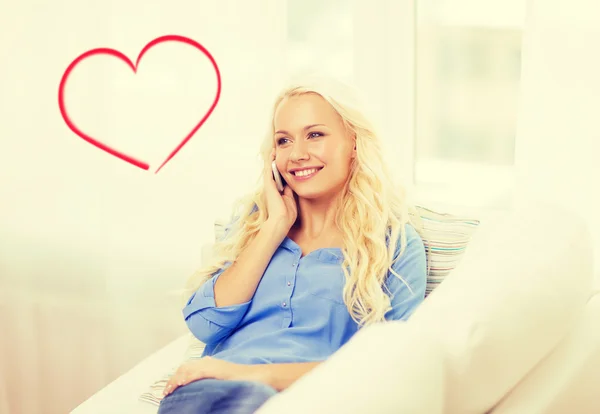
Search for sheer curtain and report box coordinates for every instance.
[514,0,600,268]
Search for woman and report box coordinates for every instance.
[158,77,428,414]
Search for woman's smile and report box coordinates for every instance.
[289,166,323,181]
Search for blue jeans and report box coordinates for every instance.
[157,379,278,414]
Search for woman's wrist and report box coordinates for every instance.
[247,362,322,392]
[263,219,291,241]
[241,363,275,389]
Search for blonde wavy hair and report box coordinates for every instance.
[184,76,426,328]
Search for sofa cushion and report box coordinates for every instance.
[489,291,600,414]
[406,200,595,413]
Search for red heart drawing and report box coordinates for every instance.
[58,34,221,173]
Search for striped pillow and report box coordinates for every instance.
[411,205,481,296]
[139,206,480,406]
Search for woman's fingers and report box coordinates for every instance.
[263,150,272,179]
[163,378,177,396]
[266,149,275,170]
[163,376,188,396]
[163,369,192,396]
[282,186,298,220]
[264,149,278,191]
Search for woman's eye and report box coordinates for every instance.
[308,132,323,139]
[276,137,289,146]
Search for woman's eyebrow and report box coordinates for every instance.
[275,124,326,135]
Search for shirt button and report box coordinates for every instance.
[292,263,296,267]
[282,302,287,307]
[287,281,291,286]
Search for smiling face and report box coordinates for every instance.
[273,93,356,200]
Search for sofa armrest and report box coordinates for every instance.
[70,334,190,414]
[490,291,600,414]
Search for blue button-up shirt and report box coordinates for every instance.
[183,223,427,365]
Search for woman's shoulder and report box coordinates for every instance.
[403,221,421,239]
[388,222,426,258]
[383,223,428,296]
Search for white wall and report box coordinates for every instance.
[0,1,286,412]
[1,0,287,280]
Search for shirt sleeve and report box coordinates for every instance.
[182,219,252,345]
[182,264,252,345]
[384,224,428,322]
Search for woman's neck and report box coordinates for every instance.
[292,194,341,240]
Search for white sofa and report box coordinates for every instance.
[71,201,600,414]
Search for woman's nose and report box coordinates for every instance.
[289,140,309,161]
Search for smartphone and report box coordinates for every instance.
[271,160,286,192]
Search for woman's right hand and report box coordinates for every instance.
[263,149,298,235]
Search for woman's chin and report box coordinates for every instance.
[293,186,338,201]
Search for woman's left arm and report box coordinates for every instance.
[163,357,322,396]
[257,361,322,391]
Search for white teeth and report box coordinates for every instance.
[295,168,319,177]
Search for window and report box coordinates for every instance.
[414,0,527,209]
